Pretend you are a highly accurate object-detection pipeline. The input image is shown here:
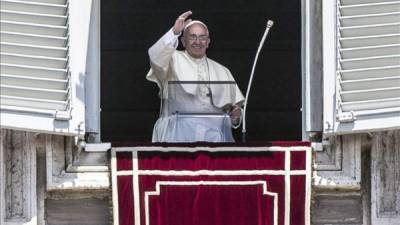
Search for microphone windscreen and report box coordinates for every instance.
[267,20,274,28]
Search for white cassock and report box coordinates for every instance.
[146,29,245,142]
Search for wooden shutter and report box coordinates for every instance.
[0,0,70,114]
[0,0,93,135]
[323,0,400,134]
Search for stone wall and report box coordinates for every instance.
[1,129,399,224]
[312,131,400,225]
[0,129,110,225]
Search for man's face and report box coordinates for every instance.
[181,24,210,59]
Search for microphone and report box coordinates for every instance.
[267,20,274,28]
[242,20,274,143]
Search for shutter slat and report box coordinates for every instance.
[0,31,67,47]
[340,54,400,70]
[341,87,400,101]
[16,0,66,5]
[341,65,400,80]
[340,44,400,58]
[1,42,67,58]
[1,20,67,36]
[341,0,399,5]
[1,10,67,26]
[1,0,67,15]
[0,63,67,80]
[340,33,400,48]
[341,97,400,111]
[1,84,68,101]
[1,74,67,89]
[341,76,400,90]
[340,12,400,27]
[0,53,67,68]
[340,2,400,16]
[1,95,67,110]
[340,23,400,37]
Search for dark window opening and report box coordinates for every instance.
[101,1,302,142]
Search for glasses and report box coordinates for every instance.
[185,34,209,42]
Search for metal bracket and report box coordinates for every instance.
[311,139,331,152]
[337,111,356,123]
[54,110,72,121]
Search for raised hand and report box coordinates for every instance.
[172,11,193,35]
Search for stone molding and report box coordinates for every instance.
[314,134,363,189]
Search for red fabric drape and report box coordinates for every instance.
[117,152,133,171]
[138,151,284,170]
[117,176,134,225]
[290,175,306,225]
[291,151,306,170]
[139,175,285,225]
[149,184,274,225]
[114,143,310,225]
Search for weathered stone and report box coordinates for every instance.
[371,130,400,225]
[312,193,363,224]
[46,198,110,225]
[1,129,37,225]
[314,134,364,189]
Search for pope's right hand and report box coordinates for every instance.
[172,11,193,35]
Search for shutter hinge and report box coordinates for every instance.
[54,110,72,121]
[337,111,356,123]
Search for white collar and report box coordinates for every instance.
[184,51,207,64]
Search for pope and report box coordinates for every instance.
[146,11,244,142]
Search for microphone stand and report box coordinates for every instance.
[242,20,274,143]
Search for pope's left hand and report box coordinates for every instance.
[229,105,241,126]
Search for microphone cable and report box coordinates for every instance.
[242,20,274,143]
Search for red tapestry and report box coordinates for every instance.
[111,142,312,225]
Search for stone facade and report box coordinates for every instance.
[1,129,399,224]
[0,130,109,225]
[312,131,400,225]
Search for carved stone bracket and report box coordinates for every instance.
[315,135,342,171]
[314,134,364,189]
[45,135,109,191]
